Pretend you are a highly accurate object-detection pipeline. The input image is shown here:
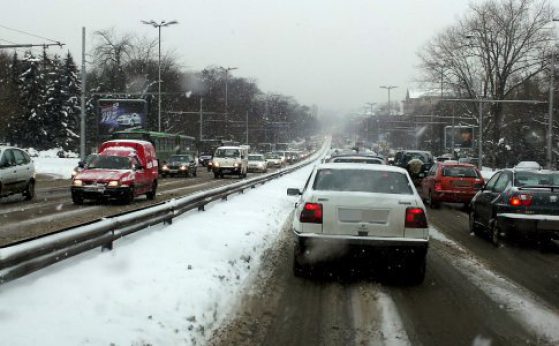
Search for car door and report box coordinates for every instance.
[0,149,18,194]
[132,156,149,194]
[478,172,511,227]
[421,163,438,198]
[12,149,32,191]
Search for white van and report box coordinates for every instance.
[211,146,249,178]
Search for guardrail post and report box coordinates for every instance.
[198,205,205,211]
[101,231,114,251]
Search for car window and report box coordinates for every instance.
[493,172,511,192]
[249,155,264,161]
[484,172,500,190]
[12,149,27,165]
[514,171,559,187]
[215,149,240,158]
[2,149,16,167]
[89,156,131,170]
[331,157,383,164]
[428,164,438,176]
[442,166,480,178]
[313,169,413,194]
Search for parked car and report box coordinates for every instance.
[0,146,35,200]
[287,163,429,283]
[116,113,142,127]
[421,162,484,208]
[211,146,249,179]
[514,161,542,171]
[161,154,197,177]
[394,150,434,185]
[71,140,158,204]
[469,168,559,246]
[248,154,268,173]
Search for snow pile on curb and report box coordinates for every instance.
[0,162,315,346]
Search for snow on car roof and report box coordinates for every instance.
[318,162,408,174]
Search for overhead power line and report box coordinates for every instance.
[0,24,62,45]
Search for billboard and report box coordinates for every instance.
[98,99,148,137]
[444,126,475,149]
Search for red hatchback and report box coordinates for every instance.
[420,162,484,208]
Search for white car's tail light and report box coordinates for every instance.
[300,203,323,224]
[405,207,427,228]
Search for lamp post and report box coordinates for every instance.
[219,66,238,138]
[380,85,398,115]
[548,19,559,169]
[141,19,178,132]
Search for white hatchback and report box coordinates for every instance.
[287,163,429,283]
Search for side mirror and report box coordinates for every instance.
[287,188,302,196]
[78,160,85,168]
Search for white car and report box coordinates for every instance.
[248,154,268,173]
[116,113,142,127]
[0,146,36,200]
[287,163,429,283]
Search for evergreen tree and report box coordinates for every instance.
[61,51,81,150]
[18,51,48,149]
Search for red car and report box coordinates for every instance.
[71,140,159,204]
[420,162,484,208]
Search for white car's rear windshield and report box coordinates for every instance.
[313,169,413,194]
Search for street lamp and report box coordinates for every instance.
[548,19,559,169]
[141,19,179,132]
[219,66,238,138]
[380,85,398,115]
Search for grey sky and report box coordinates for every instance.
[2,0,512,114]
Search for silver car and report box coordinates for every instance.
[0,146,36,200]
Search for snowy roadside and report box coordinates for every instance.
[0,161,316,346]
[33,157,79,179]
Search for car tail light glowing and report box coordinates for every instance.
[434,181,442,191]
[509,194,533,207]
[405,207,428,228]
[300,203,323,223]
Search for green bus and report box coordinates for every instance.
[112,129,196,163]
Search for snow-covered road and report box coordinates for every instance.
[0,159,316,345]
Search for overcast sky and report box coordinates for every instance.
[0,0,531,115]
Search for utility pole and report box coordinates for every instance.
[365,102,376,115]
[80,27,86,159]
[380,86,398,115]
[246,110,249,144]
[199,97,203,142]
[548,18,559,169]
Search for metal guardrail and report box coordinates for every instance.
[0,142,328,285]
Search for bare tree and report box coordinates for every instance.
[419,0,551,159]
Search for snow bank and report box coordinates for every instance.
[480,166,497,181]
[33,157,79,179]
[0,161,316,346]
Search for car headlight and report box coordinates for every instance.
[107,180,120,188]
[213,161,219,167]
[180,165,187,170]
[162,165,169,170]
[73,179,83,187]
[234,163,240,168]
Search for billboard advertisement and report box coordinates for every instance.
[98,99,148,137]
[444,126,475,149]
